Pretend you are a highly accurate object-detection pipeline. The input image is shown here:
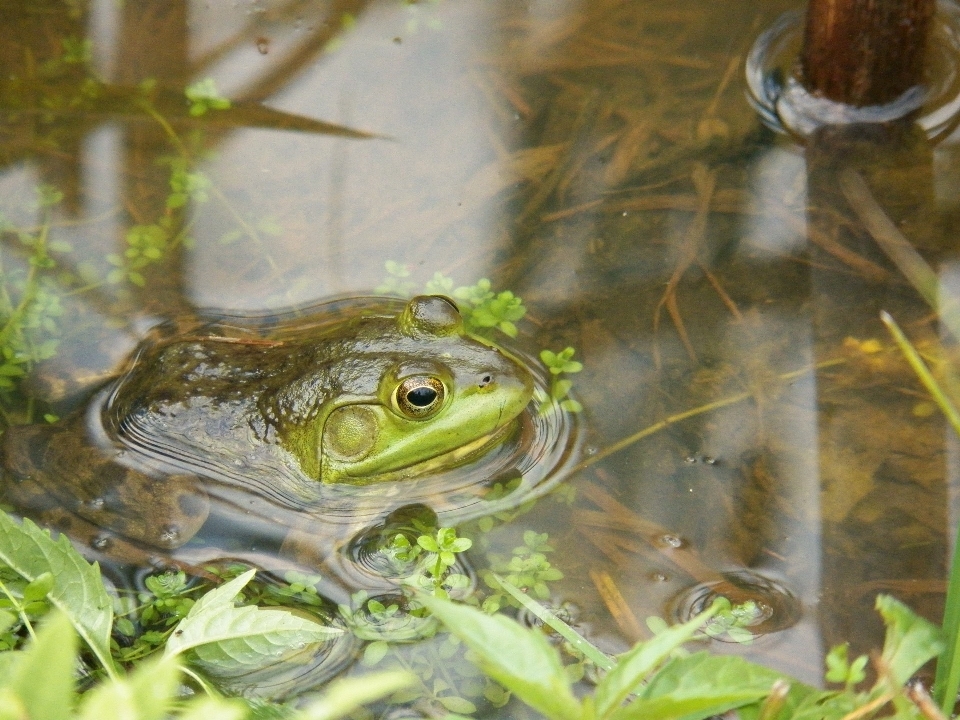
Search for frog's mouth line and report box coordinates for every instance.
[341,418,520,485]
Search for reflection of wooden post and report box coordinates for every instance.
[117,1,191,313]
[801,0,934,106]
[806,122,944,654]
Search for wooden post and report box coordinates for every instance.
[800,0,935,106]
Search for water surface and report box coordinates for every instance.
[2,0,960,704]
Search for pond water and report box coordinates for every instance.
[3,0,960,710]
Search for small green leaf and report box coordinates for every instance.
[77,655,180,720]
[417,536,439,552]
[23,572,55,603]
[438,695,477,714]
[7,612,77,720]
[298,671,417,720]
[172,697,249,720]
[363,640,389,666]
[876,594,943,686]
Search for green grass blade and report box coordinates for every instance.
[493,574,614,671]
[880,312,960,438]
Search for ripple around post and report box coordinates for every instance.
[746,3,960,141]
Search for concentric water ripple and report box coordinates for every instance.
[669,570,801,640]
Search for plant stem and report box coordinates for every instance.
[494,574,614,671]
[573,358,846,473]
[880,312,960,438]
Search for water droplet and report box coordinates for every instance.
[158,525,180,544]
[658,534,685,549]
[92,534,112,550]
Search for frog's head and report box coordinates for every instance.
[283,295,534,484]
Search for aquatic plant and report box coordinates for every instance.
[419,587,944,720]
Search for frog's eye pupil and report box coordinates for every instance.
[407,386,437,407]
[395,376,445,418]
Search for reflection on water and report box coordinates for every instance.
[3,0,960,705]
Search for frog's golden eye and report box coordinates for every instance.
[395,376,445,418]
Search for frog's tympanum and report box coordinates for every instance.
[0,296,535,565]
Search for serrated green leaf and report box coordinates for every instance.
[165,569,342,672]
[23,572,54,603]
[7,612,77,720]
[78,655,180,720]
[298,671,417,720]
[0,513,115,676]
[594,604,722,718]
[613,652,790,720]
[417,592,582,720]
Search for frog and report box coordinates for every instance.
[0,294,535,569]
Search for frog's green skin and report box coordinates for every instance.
[0,296,534,561]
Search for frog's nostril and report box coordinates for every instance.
[478,374,493,388]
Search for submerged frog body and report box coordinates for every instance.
[0,295,534,563]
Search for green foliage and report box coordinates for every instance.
[0,187,66,397]
[409,527,473,598]
[539,347,583,412]
[374,261,416,296]
[165,157,212,209]
[452,279,526,338]
[698,596,761,644]
[0,512,116,675]
[185,78,231,116]
[420,588,943,720]
[824,643,868,690]
[0,609,411,720]
[418,591,583,720]
[480,530,564,612]
[0,514,355,695]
